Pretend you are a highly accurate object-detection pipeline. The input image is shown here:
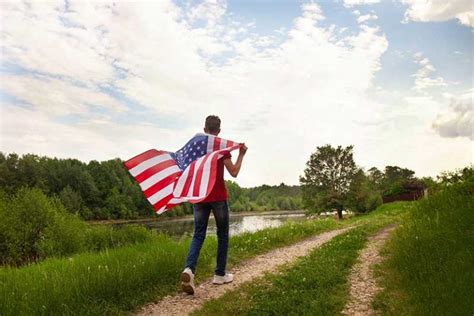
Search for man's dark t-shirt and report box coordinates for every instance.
[202,152,231,203]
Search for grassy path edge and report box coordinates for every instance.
[138,227,354,315]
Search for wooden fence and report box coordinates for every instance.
[382,190,425,204]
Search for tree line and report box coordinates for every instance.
[2,149,468,221]
[0,152,302,220]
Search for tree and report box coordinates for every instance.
[382,165,415,196]
[59,185,84,215]
[300,145,358,219]
[367,167,384,190]
[346,169,382,213]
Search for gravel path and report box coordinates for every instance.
[136,227,353,316]
[341,225,397,316]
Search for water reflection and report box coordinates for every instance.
[143,212,306,237]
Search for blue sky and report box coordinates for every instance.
[225,0,473,90]
[0,0,472,186]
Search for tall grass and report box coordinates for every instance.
[374,182,474,315]
[0,217,341,315]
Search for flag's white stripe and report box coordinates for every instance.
[173,165,190,197]
[185,155,206,197]
[199,151,216,197]
[148,183,174,205]
[139,165,180,191]
[130,154,171,177]
[156,206,167,214]
[207,135,215,153]
[219,139,228,150]
[169,197,186,204]
[194,150,221,198]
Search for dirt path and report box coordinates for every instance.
[341,225,397,316]
[137,227,353,316]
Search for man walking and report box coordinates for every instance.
[181,115,247,295]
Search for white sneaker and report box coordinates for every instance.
[181,267,195,294]
[212,273,234,285]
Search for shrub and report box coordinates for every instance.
[1,187,92,264]
[0,188,155,266]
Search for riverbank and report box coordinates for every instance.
[0,203,407,315]
[0,213,339,315]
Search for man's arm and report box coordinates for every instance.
[223,144,248,178]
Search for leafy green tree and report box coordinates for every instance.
[59,185,84,215]
[105,187,136,219]
[300,145,358,219]
[346,169,382,213]
[382,165,415,196]
[367,167,384,190]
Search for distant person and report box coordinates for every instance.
[180,115,247,295]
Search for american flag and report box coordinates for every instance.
[124,133,241,214]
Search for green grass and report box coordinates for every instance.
[373,183,474,315]
[193,222,394,316]
[0,217,342,315]
[0,201,409,315]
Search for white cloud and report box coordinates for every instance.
[344,0,380,8]
[0,75,126,116]
[401,0,474,27]
[0,1,390,186]
[412,52,446,91]
[432,90,473,140]
[187,0,227,26]
[357,13,378,24]
[0,1,116,85]
[0,103,178,162]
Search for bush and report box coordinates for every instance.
[0,188,155,266]
[0,187,79,265]
[37,202,87,258]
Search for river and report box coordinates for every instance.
[127,211,307,237]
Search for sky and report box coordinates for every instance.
[0,0,473,187]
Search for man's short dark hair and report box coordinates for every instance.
[205,115,221,133]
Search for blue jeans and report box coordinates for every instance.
[185,201,229,276]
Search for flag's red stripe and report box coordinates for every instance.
[144,171,182,198]
[213,137,221,152]
[205,154,219,197]
[180,163,195,198]
[192,154,211,197]
[165,204,177,210]
[124,149,163,169]
[135,159,176,183]
[152,194,173,211]
[161,202,179,213]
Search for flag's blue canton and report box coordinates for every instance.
[171,135,208,171]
